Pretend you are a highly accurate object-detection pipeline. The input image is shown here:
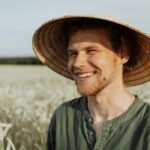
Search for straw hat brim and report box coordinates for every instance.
[32,15,150,87]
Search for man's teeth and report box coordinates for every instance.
[77,72,95,78]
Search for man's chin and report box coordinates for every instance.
[76,83,107,96]
[77,87,97,96]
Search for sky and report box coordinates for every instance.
[0,0,150,57]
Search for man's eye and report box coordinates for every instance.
[68,52,77,57]
[87,49,97,53]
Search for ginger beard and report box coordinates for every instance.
[71,62,117,96]
[74,72,109,96]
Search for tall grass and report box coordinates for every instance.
[0,65,149,149]
[0,65,78,149]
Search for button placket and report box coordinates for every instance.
[93,122,112,150]
[85,116,96,144]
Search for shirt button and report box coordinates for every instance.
[89,130,94,136]
[88,117,93,123]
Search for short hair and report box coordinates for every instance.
[62,18,142,72]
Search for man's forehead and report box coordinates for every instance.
[67,28,112,50]
[70,27,110,40]
[67,43,102,51]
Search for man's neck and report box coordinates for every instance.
[87,83,135,121]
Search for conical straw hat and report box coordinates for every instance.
[32,15,150,87]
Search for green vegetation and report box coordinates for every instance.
[0,57,42,65]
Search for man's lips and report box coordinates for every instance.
[73,71,96,80]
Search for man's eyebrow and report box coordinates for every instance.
[84,46,99,50]
[67,45,101,54]
[67,45,99,51]
[67,49,77,53]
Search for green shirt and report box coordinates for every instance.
[47,96,150,150]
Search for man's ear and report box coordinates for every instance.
[118,36,130,64]
[119,48,129,64]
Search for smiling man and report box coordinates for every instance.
[32,16,150,150]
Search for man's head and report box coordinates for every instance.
[32,16,150,87]
[66,24,130,95]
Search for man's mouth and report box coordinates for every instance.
[74,71,96,80]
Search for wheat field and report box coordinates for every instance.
[0,65,149,150]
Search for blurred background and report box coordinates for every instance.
[0,0,150,149]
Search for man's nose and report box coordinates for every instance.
[73,54,87,68]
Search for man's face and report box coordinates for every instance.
[67,28,123,96]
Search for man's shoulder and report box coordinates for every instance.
[53,96,86,117]
[142,100,150,113]
[139,100,150,128]
[143,101,150,134]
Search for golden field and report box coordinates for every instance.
[0,65,149,149]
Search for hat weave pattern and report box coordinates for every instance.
[32,16,150,86]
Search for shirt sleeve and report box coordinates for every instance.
[47,113,56,150]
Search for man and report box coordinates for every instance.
[32,16,150,150]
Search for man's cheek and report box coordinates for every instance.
[68,62,73,74]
